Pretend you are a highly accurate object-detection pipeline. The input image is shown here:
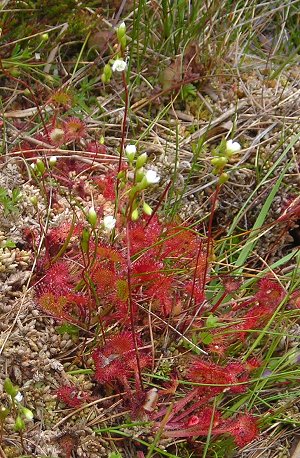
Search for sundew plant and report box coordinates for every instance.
[0,2,300,458]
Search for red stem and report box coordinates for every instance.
[210,290,227,314]
[126,218,144,390]
[144,180,172,228]
[117,70,129,175]
[202,183,221,292]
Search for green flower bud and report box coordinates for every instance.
[219,172,229,184]
[4,378,18,398]
[143,202,153,216]
[104,63,112,78]
[36,158,45,174]
[41,33,49,41]
[135,152,147,169]
[119,35,126,50]
[21,407,33,421]
[135,167,145,182]
[80,228,90,253]
[87,206,97,228]
[49,156,57,167]
[211,156,227,168]
[117,170,126,180]
[117,22,126,41]
[0,406,9,421]
[14,415,25,432]
[30,196,38,206]
[131,208,139,221]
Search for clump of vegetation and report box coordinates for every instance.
[1,2,300,458]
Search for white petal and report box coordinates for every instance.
[103,215,116,231]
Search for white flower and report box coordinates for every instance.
[49,156,57,166]
[145,169,160,184]
[125,144,136,162]
[112,59,127,72]
[103,215,116,231]
[15,392,23,403]
[125,144,136,156]
[226,139,241,154]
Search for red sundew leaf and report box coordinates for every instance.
[162,225,199,259]
[38,293,73,322]
[163,407,221,438]
[129,217,162,255]
[35,262,73,297]
[222,276,243,293]
[93,332,150,385]
[237,304,274,339]
[56,431,79,458]
[96,244,124,264]
[93,174,116,199]
[103,331,135,357]
[93,350,126,383]
[215,414,259,447]
[187,360,228,386]
[45,222,82,256]
[289,289,300,308]
[184,280,205,303]
[132,256,164,285]
[85,141,107,155]
[255,277,285,308]
[187,359,250,394]
[146,274,174,316]
[92,267,116,293]
[63,117,86,141]
[56,385,88,408]
[245,357,261,371]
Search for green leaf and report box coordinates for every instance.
[56,323,79,337]
[206,314,219,328]
[3,240,16,248]
[200,331,213,345]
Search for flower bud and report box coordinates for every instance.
[0,406,9,420]
[135,167,145,182]
[219,172,229,184]
[30,196,38,206]
[117,22,126,40]
[211,156,227,168]
[14,415,25,432]
[102,63,112,83]
[36,158,45,174]
[49,156,57,167]
[143,202,153,216]
[119,35,127,50]
[80,228,90,253]
[41,33,49,41]
[87,206,97,228]
[131,208,139,221]
[4,378,18,398]
[21,407,34,421]
[136,152,147,169]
